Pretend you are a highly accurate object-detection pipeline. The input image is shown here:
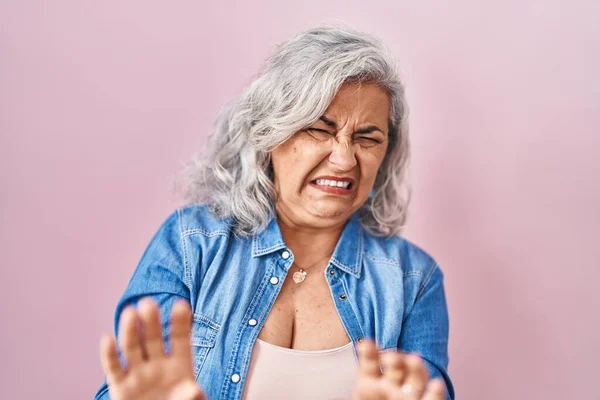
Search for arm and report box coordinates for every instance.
[399,264,455,400]
[94,210,192,399]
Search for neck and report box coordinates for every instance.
[275,206,347,268]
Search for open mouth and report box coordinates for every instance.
[310,177,355,192]
[313,178,352,190]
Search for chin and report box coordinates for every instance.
[306,204,353,221]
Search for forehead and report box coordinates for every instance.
[323,82,390,124]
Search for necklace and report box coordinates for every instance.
[292,252,333,284]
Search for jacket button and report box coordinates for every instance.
[231,374,241,383]
[281,251,290,259]
[339,294,347,300]
[329,269,335,276]
[270,276,279,285]
[248,319,258,326]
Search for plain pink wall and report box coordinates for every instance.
[1,1,598,399]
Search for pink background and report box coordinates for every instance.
[1,1,598,399]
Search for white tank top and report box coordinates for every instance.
[241,339,359,400]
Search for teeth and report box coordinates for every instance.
[315,179,350,189]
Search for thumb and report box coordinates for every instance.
[422,378,446,400]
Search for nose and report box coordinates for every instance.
[328,137,357,172]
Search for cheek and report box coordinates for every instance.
[271,145,313,196]
[286,144,327,177]
[355,152,386,200]
[358,149,386,179]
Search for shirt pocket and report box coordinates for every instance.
[189,313,220,379]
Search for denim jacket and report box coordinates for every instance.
[94,204,455,399]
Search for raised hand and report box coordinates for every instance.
[99,298,206,400]
[353,340,446,400]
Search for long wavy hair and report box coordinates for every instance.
[176,25,411,237]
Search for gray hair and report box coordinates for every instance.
[177,25,411,237]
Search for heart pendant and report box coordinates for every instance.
[293,270,307,283]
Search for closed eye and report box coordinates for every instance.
[305,128,334,141]
[355,136,384,147]
[306,128,332,134]
[356,136,381,143]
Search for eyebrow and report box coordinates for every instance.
[319,115,338,129]
[319,115,384,135]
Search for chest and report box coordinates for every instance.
[256,266,351,350]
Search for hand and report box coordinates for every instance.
[99,298,206,400]
[353,340,446,400]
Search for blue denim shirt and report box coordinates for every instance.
[94,204,455,399]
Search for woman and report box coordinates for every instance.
[94,26,454,400]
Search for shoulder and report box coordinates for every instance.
[174,204,234,237]
[362,231,442,280]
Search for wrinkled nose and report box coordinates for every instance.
[328,138,357,172]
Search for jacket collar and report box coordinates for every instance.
[251,212,363,278]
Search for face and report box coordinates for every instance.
[271,82,390,228]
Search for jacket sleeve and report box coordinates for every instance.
[398,264,455,400]
[94,209,192,399]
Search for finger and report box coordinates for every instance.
[380,351,406,387]
[99,333,126,384]
[118,306,144,368]
[352,376,387,400]
[401,354,429,398]
[356,339,382,378]
[422,378,446,400]
[138,297,166,360]
[169,300,194,362]
[168,380,206,400]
